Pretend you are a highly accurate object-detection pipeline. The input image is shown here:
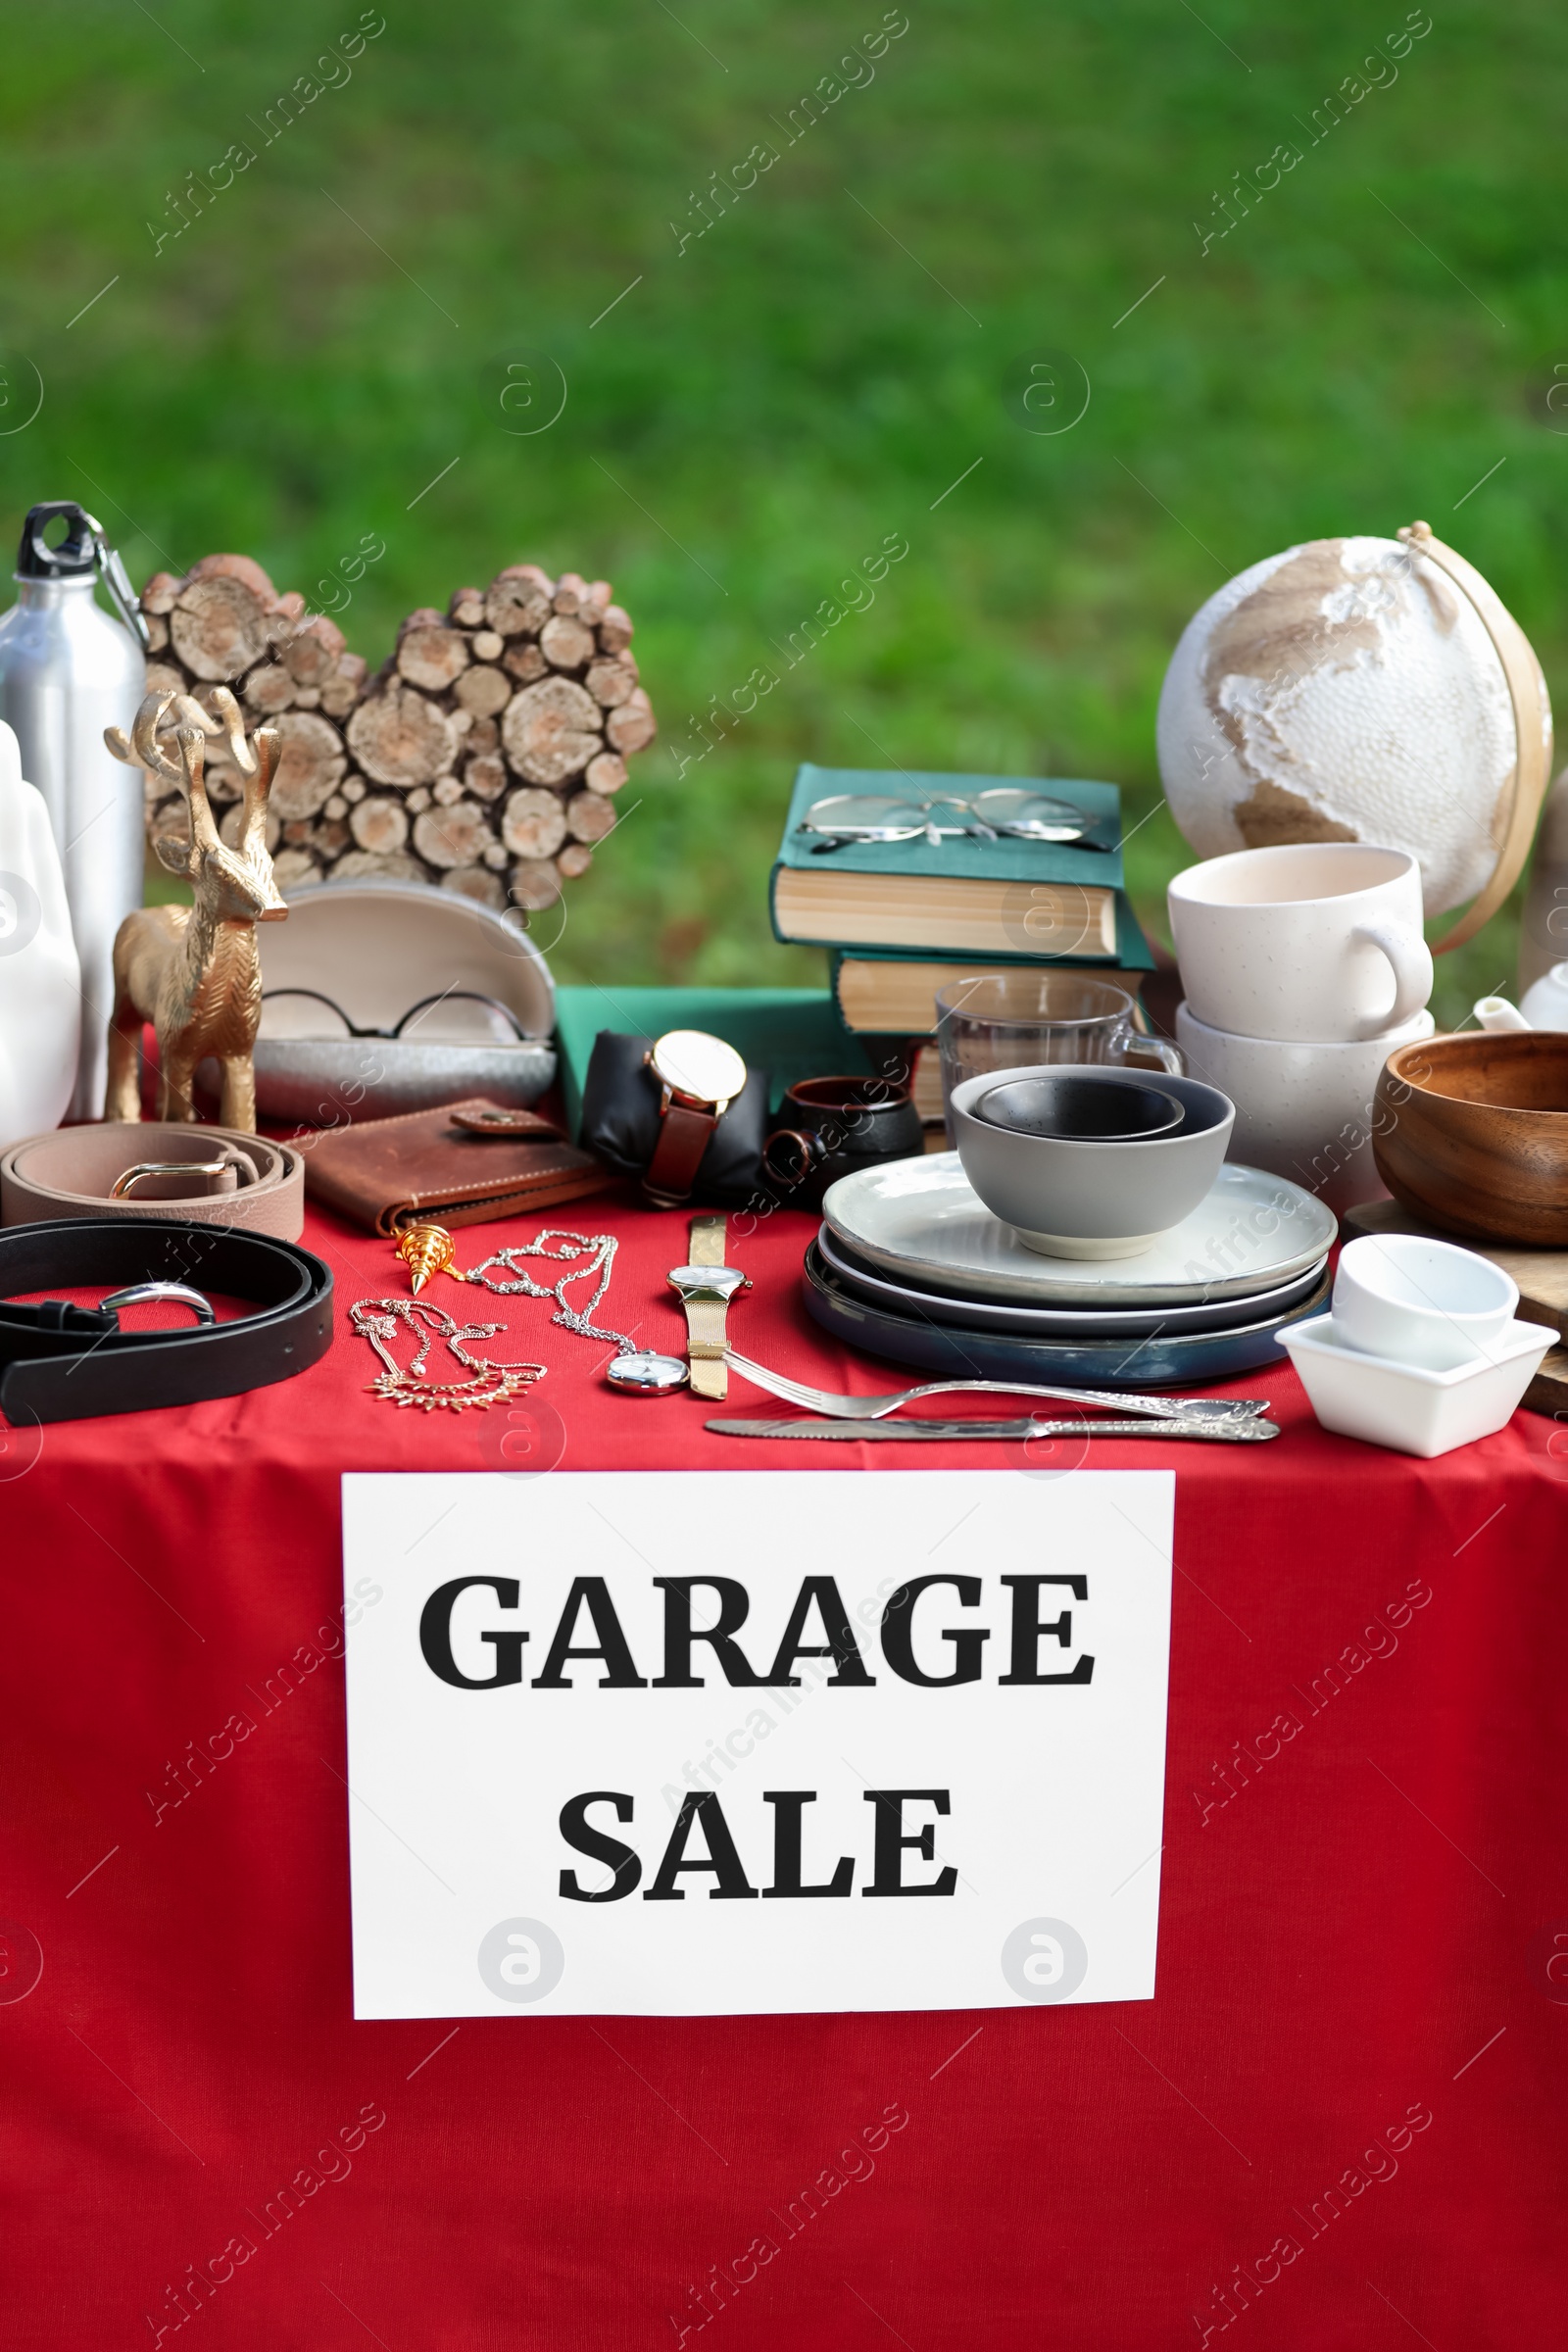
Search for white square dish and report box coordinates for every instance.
[1280,1312,1556,1457]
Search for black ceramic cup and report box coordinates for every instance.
[976,1072,1185,1142]
[762,1076,925,1208]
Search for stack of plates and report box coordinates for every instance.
[807,1153,1337,1388]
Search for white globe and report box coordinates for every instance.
[1156,535,1551,915]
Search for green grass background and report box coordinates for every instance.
[2,0,1563,1026]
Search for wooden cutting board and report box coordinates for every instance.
[1340,1198,1568,1417]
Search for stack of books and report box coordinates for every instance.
[769,763,1154,1040]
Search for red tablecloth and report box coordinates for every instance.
[4,1192,1565,2349]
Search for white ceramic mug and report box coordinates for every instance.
[1333,1233,1518,1371]
[1174,1002,1435,1214]
[1168,843,1434,1043]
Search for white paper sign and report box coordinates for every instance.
[341,1469,1174,2018]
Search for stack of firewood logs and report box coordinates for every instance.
[137,556,655,911]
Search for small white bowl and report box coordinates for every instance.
[1281,1311,1554,1457]
[1333,1233,1519,1372]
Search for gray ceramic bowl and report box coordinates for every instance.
[951,1063,1236,1258]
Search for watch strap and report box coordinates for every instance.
[683,1212,729,1399]
[643,1100,718,1208]
[684,1296,731,1400]
[688,1212,727,1265]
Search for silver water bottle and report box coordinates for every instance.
[0,503,148,1119]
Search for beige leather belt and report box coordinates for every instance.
[1,1124,306,1240]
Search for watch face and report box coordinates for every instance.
[668,1265,749,1301]
[606,1349,689,1395]
[650,1028,747,1105]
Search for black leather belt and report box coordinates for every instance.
[0,1220,333,1425]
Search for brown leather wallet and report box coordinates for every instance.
[301,1096,613,1235]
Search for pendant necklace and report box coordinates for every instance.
[456,1227,688,1396]
[394,1223,688,1396]
[349,1297,546,1413]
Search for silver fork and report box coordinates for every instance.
[722,1348,1267,1424]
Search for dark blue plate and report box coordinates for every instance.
[802,1241,1330,1389]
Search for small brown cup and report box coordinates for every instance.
[762,1076,925,1210]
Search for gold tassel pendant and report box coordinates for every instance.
[395,1222,459,1296]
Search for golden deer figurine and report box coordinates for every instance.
[103,688,287,1128]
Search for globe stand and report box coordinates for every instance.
[1396,520,1553,956]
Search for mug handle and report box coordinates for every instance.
[1120,1035,1184,1077]
[1352,921,1433,1039]
[762,1128,821,1187]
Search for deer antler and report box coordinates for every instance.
[179,727,220,853]
[142,719,220,878]
[106,691,186,787]
[209,686,258,776]
[171,685,258,776]
[240,726,280,856]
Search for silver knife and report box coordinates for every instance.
[707,1415,1281,1444]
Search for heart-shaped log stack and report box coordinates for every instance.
[135,557,655,914]
[139,557,366,866]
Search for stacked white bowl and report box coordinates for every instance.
[1281,1232,1555,1456]
[1168,843,1436,1214]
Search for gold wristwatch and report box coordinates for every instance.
[642,1029,748,1209]
[666,1212,750,1400]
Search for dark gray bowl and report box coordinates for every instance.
[977,1073,1184,1141]
[952,1063,1235,1259]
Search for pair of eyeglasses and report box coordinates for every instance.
[258,988,530,1045]
[794,789,1111,854]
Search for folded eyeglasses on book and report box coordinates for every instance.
[793,789,1112,852]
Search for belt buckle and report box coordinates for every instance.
[110,1158,237,1200]
[99,1282,218,1327]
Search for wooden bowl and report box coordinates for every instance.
[1373,1033,1568,1245]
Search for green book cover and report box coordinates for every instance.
[771,763,1126,890]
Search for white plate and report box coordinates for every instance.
[822,1152,1338,1307]
[815,1222,1329,1337]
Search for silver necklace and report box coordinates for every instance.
[456,1229,688,1396]
[350,1297,546,1412]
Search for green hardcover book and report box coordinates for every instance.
[770,764,1129,958]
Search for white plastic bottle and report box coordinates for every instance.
[0,718,81,1148]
